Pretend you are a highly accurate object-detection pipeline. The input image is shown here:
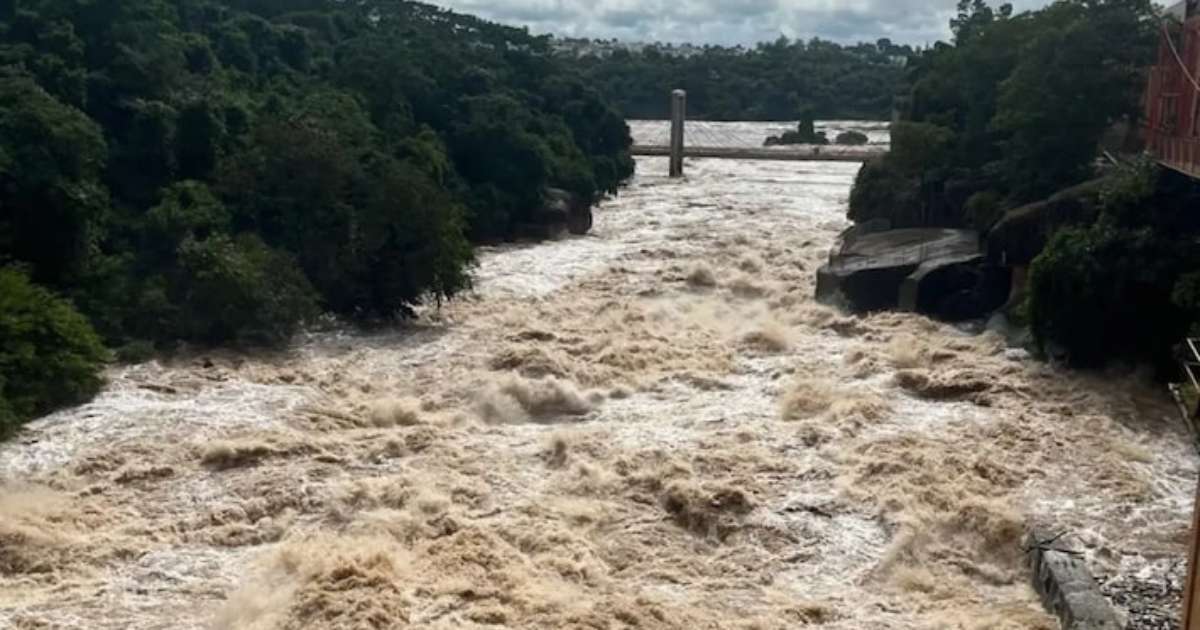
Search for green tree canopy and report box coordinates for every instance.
[0,0,635,349]
[849,0,1157,228]
[0,267,108,436]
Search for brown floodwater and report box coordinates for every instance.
[1,135,1195,629]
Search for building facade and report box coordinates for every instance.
[1144,1,1200,178]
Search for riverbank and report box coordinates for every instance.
[0,156,1193,629]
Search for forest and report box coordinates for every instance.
[0,0,635,434]
[570,38,911,121]
[848,0,1200,370]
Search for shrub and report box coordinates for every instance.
[115,340,157,364]
[1027,161,1199,369]
[0,267,108,436]
[1029,222,1189,367]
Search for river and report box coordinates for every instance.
[0,122,1195,629]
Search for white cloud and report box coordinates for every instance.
[430,0,1055,46]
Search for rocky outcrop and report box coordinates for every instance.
[985,178,1107,267]
[519,188,595,239]
[834,130,869,146]
[848,157,998,231]
[817,228,1008,320]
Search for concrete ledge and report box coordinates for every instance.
[630,145,881,162]
[1026,530,1120,630]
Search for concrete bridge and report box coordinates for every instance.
[635,90,886,175]
[630,144,879,163]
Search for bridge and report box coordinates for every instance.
[630,144,878,163]
[631,90,887,175]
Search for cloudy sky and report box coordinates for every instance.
[433,0,1054,46]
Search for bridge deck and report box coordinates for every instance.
[632,144,881,163]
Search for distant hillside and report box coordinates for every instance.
[567,37,911,121]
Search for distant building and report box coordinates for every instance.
[549,38,722,59]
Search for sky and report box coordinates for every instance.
[432,0,1055,47]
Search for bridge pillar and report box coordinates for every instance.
[669,89,686,177]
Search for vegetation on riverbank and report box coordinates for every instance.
[1028,161,1200,368]
[0,0,634,429]
[850,0,1157,229]
[0,268,108,437]
[847,0,1200,368]
[572,37,909,121]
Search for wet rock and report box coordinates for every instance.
[987,311,1035,350]
[817,227,1007,320]
[520,188,593,238]
[1100,566,1184,630]
[567,201,593,235]
[1027,529,1121,630]
[987,177,1107,267]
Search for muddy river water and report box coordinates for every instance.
[1,124,1196,629]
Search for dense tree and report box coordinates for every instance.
[0,0,634,432]
[0,0,633,344]
[0,267,109,436]
[849,0,1157,229]
[843,0,1200,369]
[568,37,909,121]
[0,75,109,288]
[1029,162,1200,369]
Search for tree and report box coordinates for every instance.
[0,267,108,436]
[951,0,1008,43]
[991,0,1155,199]
[851,0,1158,228]
[0,75,109,288]
[0,0,636,368]
[569,36,908,121]
[173,234,318,344]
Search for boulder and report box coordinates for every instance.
[817,228,1006,319]
[544,188,594,236]
[1026,529,1121,630]
[985,178,1106,267]
[899,256,1010,321]
[519,188,594,239]
[567,199,593,235]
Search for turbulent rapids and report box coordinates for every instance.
[1,131,1197,629]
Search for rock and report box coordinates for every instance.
[763,130,829,146]
[987,312,1035,350]
[567,200,593,235]
[816,228,1005,319]
[1026,529,1121,630]
[900,256,1010,321]
[1098,562,1184,630]
[834,130,869,146]
[986,177,1107,267]
[530,188,593,237]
